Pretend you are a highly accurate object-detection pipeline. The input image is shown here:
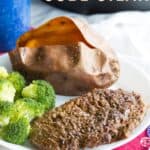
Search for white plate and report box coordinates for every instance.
[0,54,150,150]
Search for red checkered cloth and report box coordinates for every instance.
[0,52,148,150]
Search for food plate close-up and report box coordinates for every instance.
[0,53,150,150]
[0,2,150,147]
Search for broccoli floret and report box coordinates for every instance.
[0,101,13,126]
[2,117,30,144]
[11,98,45,122]
[0,79,16,102]
[22,80,55,110]
[0,67,8,79]
[7,72,26,99]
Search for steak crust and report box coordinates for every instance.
[30,89,146,150]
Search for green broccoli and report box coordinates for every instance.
[11,98,45,122]
[2,117,30,144]
[0,67,8,79]
[0,79,16,102]
[0,101,13,126]
[7,72,26,99]
[22,80,55,110]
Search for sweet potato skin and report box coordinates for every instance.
[9,16,120,96]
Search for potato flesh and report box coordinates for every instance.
[18,17,93,48]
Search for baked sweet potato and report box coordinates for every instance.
[9,16,120,96]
